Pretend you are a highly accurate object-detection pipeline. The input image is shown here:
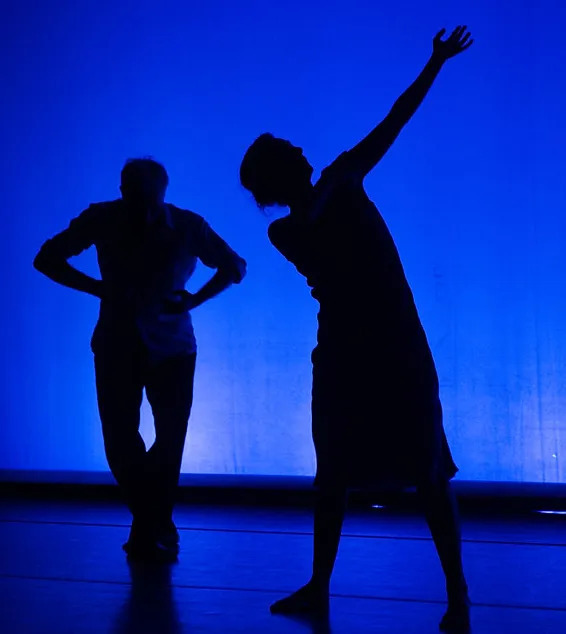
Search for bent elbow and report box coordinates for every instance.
[232,258,247,284]
[33,250,48,272]
[33,244,64,275]
[219,258,247,285]
[236,258,247,283]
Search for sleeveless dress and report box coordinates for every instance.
[268,153,457,490]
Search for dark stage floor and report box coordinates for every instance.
[1,497,565,633]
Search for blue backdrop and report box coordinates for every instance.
[1,0,565,482]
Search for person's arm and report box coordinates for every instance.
[34,253,104,298]
[345,25,473,179]
[164,219,247,314]
[33,206,104,298]
[166,269,240,313]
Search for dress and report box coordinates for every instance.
[268,152,458,490]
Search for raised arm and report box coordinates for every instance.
[346,26,473,178]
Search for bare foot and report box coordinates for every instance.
[270,582,329,616]
[439,595,471,633]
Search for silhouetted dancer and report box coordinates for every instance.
[34,158,246,562]
[240,26,473,633]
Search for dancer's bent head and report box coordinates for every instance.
[240,134,313,209]
[120,158,169,206]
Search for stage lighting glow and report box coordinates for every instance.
[2,0,566,484]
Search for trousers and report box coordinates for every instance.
[94,336,196,528]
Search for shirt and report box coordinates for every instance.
[39,199,246,358]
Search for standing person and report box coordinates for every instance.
[240,27,473,632]
[34,158,246,561]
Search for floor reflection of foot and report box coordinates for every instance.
[270,582,329,617]
[283,613,333,634]
[439,597,471,633]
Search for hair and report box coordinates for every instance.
[240,133,290,209]
[120,157,169,201]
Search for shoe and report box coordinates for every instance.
[124,537,178,564]
[122,518,179,562]
[157,519,180,549]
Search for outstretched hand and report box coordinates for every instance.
[433,25,473,60]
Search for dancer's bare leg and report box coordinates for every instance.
[417,480,470,632]
[270,486,347,615]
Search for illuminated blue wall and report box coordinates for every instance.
[1,0,565,482]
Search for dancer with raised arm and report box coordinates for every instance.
[240,26,473,632]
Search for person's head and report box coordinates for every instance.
[240,134,313,209]
[120,158,169,206]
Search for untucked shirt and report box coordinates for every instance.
[39,199,246,358]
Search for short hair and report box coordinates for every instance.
[240,133,288,208]
[120,157,169,200]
